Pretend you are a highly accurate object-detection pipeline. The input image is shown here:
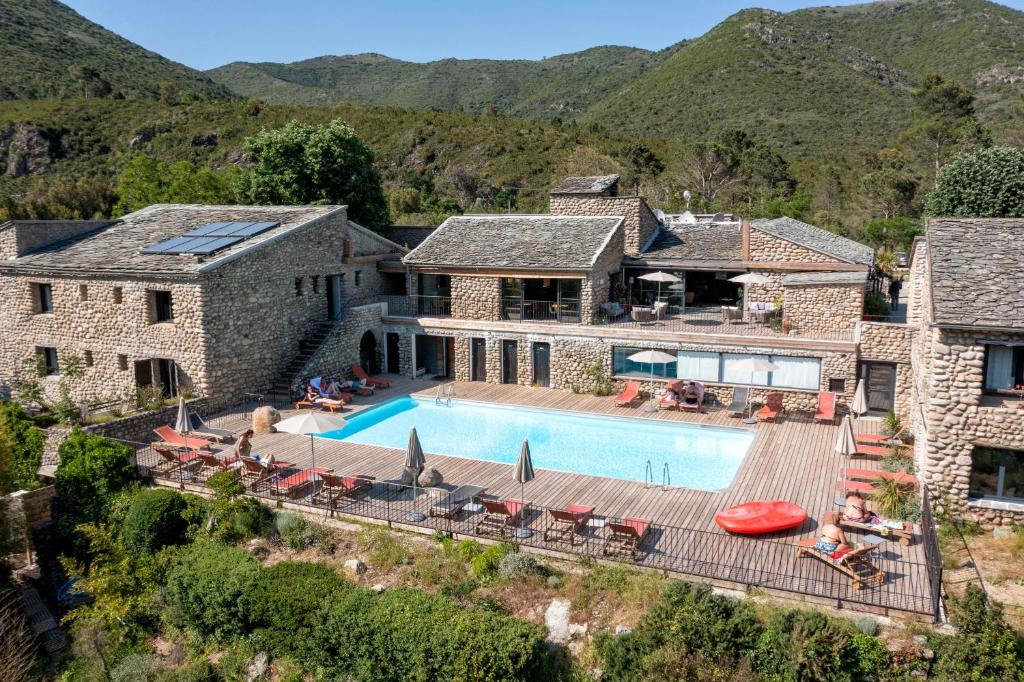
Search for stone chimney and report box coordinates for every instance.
[549,176,659,257]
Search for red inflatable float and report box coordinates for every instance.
[715,500,807,535]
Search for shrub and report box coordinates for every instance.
[926,145,1024,218]
[498,551,538,580]
[470,543,512,578]
[164,542,261,640]
[120,488,188,554]
[0,402,45,492]
[213,497,272,544]
[933,584,1024,680]
[357,526,412,571]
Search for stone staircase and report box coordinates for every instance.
[269,321,336,400]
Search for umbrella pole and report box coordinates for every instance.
[309,435,316,503]
[645,364,657,413]
[743,372,757,424]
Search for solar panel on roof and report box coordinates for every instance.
[181,222,232,237]
[186,236,243,254]
[142,236,197,254]
[225,221,279,237]
[142,220,280,256]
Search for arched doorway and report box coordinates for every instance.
[359,331,379,374]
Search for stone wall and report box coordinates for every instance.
[783,281,864,337]
[858,321,916,418]
[749,228,844,264]
[291,303,386,394]
[549,195,657,257]
[0,221,110,260]
[742,270,785,310]
[905,239,929,327]
[450,275,502,321]
[583,224,625,323]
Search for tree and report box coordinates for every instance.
[0,403,44,492]
[1,177,115,220]
[114,155,238,215]
[903,74,989,178]
[861,217,922,251]
[926,146,1024,217]
[679,140,743,206]
[619,142,665,194]
[238,119,390,231]
[158,81,178,105]
[859,150,918,219]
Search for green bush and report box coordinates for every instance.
[470,542,513,578]
[498,551,538,580]
[0,402,45,492]
[120,488,188,554]
[164,542,261,641]
[932,584,1024,681]
[926,145,1024,218]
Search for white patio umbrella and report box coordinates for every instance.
[513,440,536,538]
[638,271,680,303]
[404,427,427,522]
[851,379,869,417]
[275,411,347,498]
[728,272,770,285]
[627,349,677,412]
[173,397,193,486]
[728,356,779,423]
[834,414,858,459]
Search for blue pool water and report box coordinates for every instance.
[319,397,755,490]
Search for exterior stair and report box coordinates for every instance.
[269,321,336,399]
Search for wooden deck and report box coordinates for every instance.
[147,376,936,618]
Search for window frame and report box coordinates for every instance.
[969,445,1024,502]
[150,290,174,323]
[982,343,1024,394]
[615,347,821,390]
[33,282,54,314]
[37,346,59,375]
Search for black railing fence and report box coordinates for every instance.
[126,438,941,619]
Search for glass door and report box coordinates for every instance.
[470,338,487,382]
[860,362,896,413]
[533,342,550,387]
[501,340,518,384]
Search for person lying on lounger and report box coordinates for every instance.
[841,493,881,525]
[681,382,701,407]
[814,523,852,555]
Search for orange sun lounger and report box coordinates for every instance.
[544,504,595,546]
[153,425,212,450]
[756,392,784,422]
[615,380,642,407]
[352,365,390,388]
[814,391,836,423]
[603,517,652,561]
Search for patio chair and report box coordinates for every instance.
[854,442,911,459]
[270,467,332,498]
[152,445,201,476]
[186,412,235,442]
[295,397,347,413]
[239,456,293,488]
[814,391,837,423]
[756,392,784,422]
[630,306,653,324]
[429,484,487,518]
[652,301,669,320]
[153,425,212,450]
[856,425,907,445]
[844,467,915,485]
[794,539,886,589]
[543,504,595,546]
[475,498,530,536]
[600,302,625,320]
[726,386,750,416]
[679,382,704,413]
[195,452,238,482]
[721,306,743,324]
[603,517,652,561]
[615,380,642,407]
[352,364,390,389]
[313,473,375,508]
[659,380,683,410]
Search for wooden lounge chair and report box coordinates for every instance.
[845,468,916,485]
[429,484,487,518]
[295,397,347,413]
[856,425,907,445]
[827,510,914,546]
[727,386,750,416]
[615,380,642,407]
[795,539,886,589]
[756,392,784,422]
[543,504,595,546]
[270,467,332,498]
[186,413,235,442]
[603,517,652,561]
[153,445,201,476]
[814,391,837,423]
[475,498,530,536]
[352,364,390,389]
[854,442,911,458]
[659,380,682,410]
[195,452,238,482]
[153,425,212,451]
[239,456,293,488]
[679,382,704,413]
[313,473,375,508]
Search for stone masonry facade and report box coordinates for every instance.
[748,228,846,264]
[450,275,502,321]
[784,282,865,337]
[857,322,915,419]
[549,195,658,257]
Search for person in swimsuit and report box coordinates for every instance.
[814,523,851,555]
[842,493,880,525]
[681,381,700,407]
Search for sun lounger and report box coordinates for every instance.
[153,445,201,476]
[679,382,704,413]
[827,509,914,546]
[543,504,595,546]
[845,468,916,485]
[186,413,235,442]
[295,397,347,413]
[603,517,652,561]
[856,425,907,445]
[429,484,487,518]
[727,386,750,416]
[153,425,212,450]
[352,364,390,389]
[615,380,642,407]
[814,391,836,423]
[270,467,332,498]
[313,473,375,508]
[659,380,682,410]
[795,538,885,589]
[756,392,784,422]
[854,442,911,458]
[475,498,530,536]
[195,452,238,482]
[239,456,294,487]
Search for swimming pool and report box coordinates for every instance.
[318,397,755,490]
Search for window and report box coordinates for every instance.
[113,287,123,304]
[829,378,846,394]
[677,351,719,382]
[150,290,174,323]
[294,277,304,297]
[37,347,58,375]
[970,446,1023,501]
[118,354,128,371]
[984,344,1024,392]
[34,282,53,314]
[79,284,88,301]
[355,271,362,286]
[612,346,677,378]
[312,275,320,294]
[722,353,771,385]
[83,350,94,367]
[770,356,822,390]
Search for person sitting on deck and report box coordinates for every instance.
[841,493,881,525]
[814,523,852,555]
[681,382,701,408]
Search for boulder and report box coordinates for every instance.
[399,466,420,486]
[418,467,443,487]
[252,406,281,433]
[344,558,367,576]
[245,652,268,682]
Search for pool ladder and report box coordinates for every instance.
[435,384,455,407]
[644,460,670,489]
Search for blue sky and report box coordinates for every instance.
[63,0,1024,71]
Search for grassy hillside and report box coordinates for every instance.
[0,0,231,101]
[208,0,1024,156]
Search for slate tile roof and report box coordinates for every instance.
[751,217,875,266]
[926,217,1024,329]
[0,204,343,277]
[549,175,620,195]
[389,225,437,249]
[403,215,623,271]
[639,222,743,264]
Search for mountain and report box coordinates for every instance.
[207,0,1024,156]
[0,0,231,101]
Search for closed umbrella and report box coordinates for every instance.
[275,411,347,500]
[728,356,779,423]
[627,349,677,413]
[513,439,536,538]
[173,398,192,487]
[834,414,857,458]
[638,271,680,304]
[404,427,427,522]
[851,379,869,417]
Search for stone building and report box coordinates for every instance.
[0,205,405,410]
[905,218,1024,525]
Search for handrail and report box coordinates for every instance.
[445,384,455,406]
[662,462,671,489]
[644,460,654,488]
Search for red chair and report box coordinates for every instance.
[603,517,651,561]
[352,365,390,388]
[615,381,642,407]
[814,391,836,423]
[153,425,212,450]
[756,392,784,422]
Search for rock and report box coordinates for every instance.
[993,527,1012,538]
[912,634,928,645]
[245,652,268,682]
[252,405,281,433]
[545,598,571,643]
[371,583,386,593]
[418,467,443,487]
[615,624,631,635]
[1,123,53,177]
[344,558,366,575]
[191,132,218,147]
[567,622,588,637]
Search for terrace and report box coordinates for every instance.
[134,378,940,620]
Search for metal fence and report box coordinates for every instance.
[129,439,941,619]
[920,488,944,622]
